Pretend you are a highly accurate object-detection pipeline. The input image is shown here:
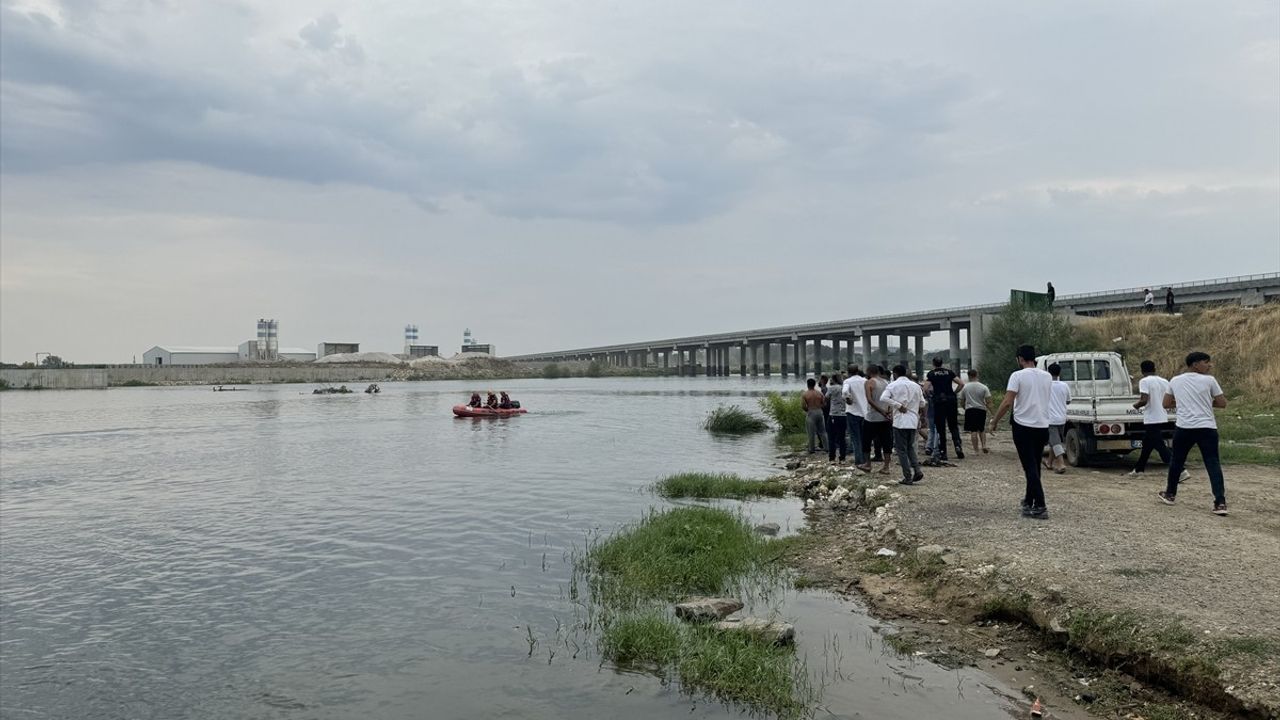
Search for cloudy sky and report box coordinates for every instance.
[2,0,1277,363]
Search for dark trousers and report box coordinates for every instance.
[1166,428,1226,504]
[846,415,866,465]
[894,427,921,481]
[827,415,847,461]
[932,396,963,458]
[863,421,891,460]
[1011,420,1049,508]
[1133,422,1172,472]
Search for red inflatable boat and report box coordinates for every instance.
[452,405,528,418]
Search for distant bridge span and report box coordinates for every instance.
[506,272,1280,377]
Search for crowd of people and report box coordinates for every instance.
[800,344,1230,521]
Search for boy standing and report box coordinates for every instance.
[1128,360,1189,481]
[1046,363,1070,474]
[960,369,991,454]
[1158,352,1229,516]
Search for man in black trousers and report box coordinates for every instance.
[990,345,1053,519]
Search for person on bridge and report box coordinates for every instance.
[1046,282,1056,306]
[1158,351,1228,516]
[960,369,992,454]
[1144,288,1155,312]
[1128,360,1189,482]
[926,357,965,463]
[1165,287,1176,313]
[843,365,869,470]
[884,365,925,485]
[802,378,827,454]
[1046,363,1071,474]
[863,365,894,474]
[825,372,848,463]
[990,345,1053,520]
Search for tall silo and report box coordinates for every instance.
[266,319,278,360]
[256,319,270,360]
[404,324,419,354]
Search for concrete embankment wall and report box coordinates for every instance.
[1,368,109,389]
[106,366,400,385]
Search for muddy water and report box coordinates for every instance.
[2,377,1031,718]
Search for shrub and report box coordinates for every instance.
[585,360,604,378]
[759,392,805,435]
[703,405,769,433]
[541,363,564,379]
[980,302,1088,389]
[655,472,785,499]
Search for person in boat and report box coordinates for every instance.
[468,392,483,408]
[485,392,499,409]
[498,391,512,409]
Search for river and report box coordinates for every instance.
[0,378,1027,719]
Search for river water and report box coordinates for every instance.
[1,378,1027,719]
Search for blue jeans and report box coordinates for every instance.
[847,415,866,465]
[1166,427,1225,505]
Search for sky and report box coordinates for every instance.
[2,0,1278,363]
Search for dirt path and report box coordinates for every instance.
[779,433,1280,718]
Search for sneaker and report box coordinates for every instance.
[1020,499,1032,515]
[1212,503,1228,516]
[1179,470,1191,483]
[898,477,916,485]
[1124,469,1143,478]
[1157,491,1176,505]
[1027,506,1049,520]
[911,471,924,483]
[955,448,965,459]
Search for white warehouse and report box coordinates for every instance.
[142,345,316,366]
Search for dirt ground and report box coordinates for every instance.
[780,432,1280,718]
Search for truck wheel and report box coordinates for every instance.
[1064,428,1087,467]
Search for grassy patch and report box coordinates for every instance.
[760,392,805,436]
[678,625,810,717]
[654,472,785,500]
[858,556,895,575]
[585,506,772,603]
[1066,611,1197,661]
[703,405,770,434]
[977,592,1033,622]
[882,633,918,656]
[600,612,682,666]
[1210,635,1280,660]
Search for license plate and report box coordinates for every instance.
[1131,440,1143,449]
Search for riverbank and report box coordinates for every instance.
[775,442,1280,719]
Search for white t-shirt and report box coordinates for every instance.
[1047,380,1071,426]
[884,376,923,430]
[1169,372,1223,430]
[1144,291,1154,306]
[1137,375,1170,425]
[1007,367,1053,429]
[842,375,868,417]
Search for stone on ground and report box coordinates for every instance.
[674,597,744,622]
[713,617,796,645]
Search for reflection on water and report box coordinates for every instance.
[1,378,1021,719]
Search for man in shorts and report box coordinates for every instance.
[960,369,991,454]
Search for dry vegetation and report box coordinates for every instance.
[1078,303,1280,397]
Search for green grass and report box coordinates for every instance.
[977,592,1033,622]
[117,379,158,387]
[600,612,683,666]
[586,506,771,603]
[677,625,810,718]
[703,404,770,433]
[760,392,806,435]
[1066,611,1198,661]
[654,472,786,500]
[882,633,918,656]
[1210,635,1280,660]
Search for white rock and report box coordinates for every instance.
[875,548,898,557]
[674,597,744,622]
[985,648,1002,658]
[829,486,851,505]
[713,617,796,645]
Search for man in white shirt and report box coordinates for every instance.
[1158,352,1229,516]
[1143,288,1155,312]
[990,345,1053,519]
[883,364,924,485]
[842,365,869,469]
[1128,360,1189,481]
[1046,363,1071,474]
[960,369,992,454]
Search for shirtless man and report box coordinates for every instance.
[802,378,827,453]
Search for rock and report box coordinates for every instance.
[1049,617,1069,635]
[937,619,949,625]
[785,460,802,470]
[753,522,781,537]
[674,597,744,622]
[713,617,796,645]
[984,648,1002,658]
[875,547,898,557]
[829,486,851,505]
[865,484,894,503]
[916,544,946,559]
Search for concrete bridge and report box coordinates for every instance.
[505,272,1280,378]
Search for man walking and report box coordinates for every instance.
[825,372,848,463]
[1143,288,1155,312]
[802,378,826,454]
[884,365,924,485]
[843,365,868,470]
[1046,363,1070,474]
[1165,287,1176,313]
[1128,360,1189,481]
[925,357,965,462]
[991,345,1053,519]
[1158,352,1229,516]
[960,369,991,454]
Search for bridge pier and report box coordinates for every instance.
[949,327,961,372]
[763,342,772,376]
[914,335,925,377]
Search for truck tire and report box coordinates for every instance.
[1064,427,1087,467]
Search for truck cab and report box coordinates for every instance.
[1035,351,1174,467]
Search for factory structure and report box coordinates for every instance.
[143,320,491,365]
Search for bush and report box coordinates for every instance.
[585,360,604,378]
[655,472,785,499]
[703,405,770,433]
[981,302,1087,389]
[541,363,564,379]
[759,392,805,435]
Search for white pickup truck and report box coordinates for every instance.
[1035,351,1174,467]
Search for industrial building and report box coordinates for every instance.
[143,318,315,365]
[461,328,494,356]
[317,342,360,358]
[403,324,438,358]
